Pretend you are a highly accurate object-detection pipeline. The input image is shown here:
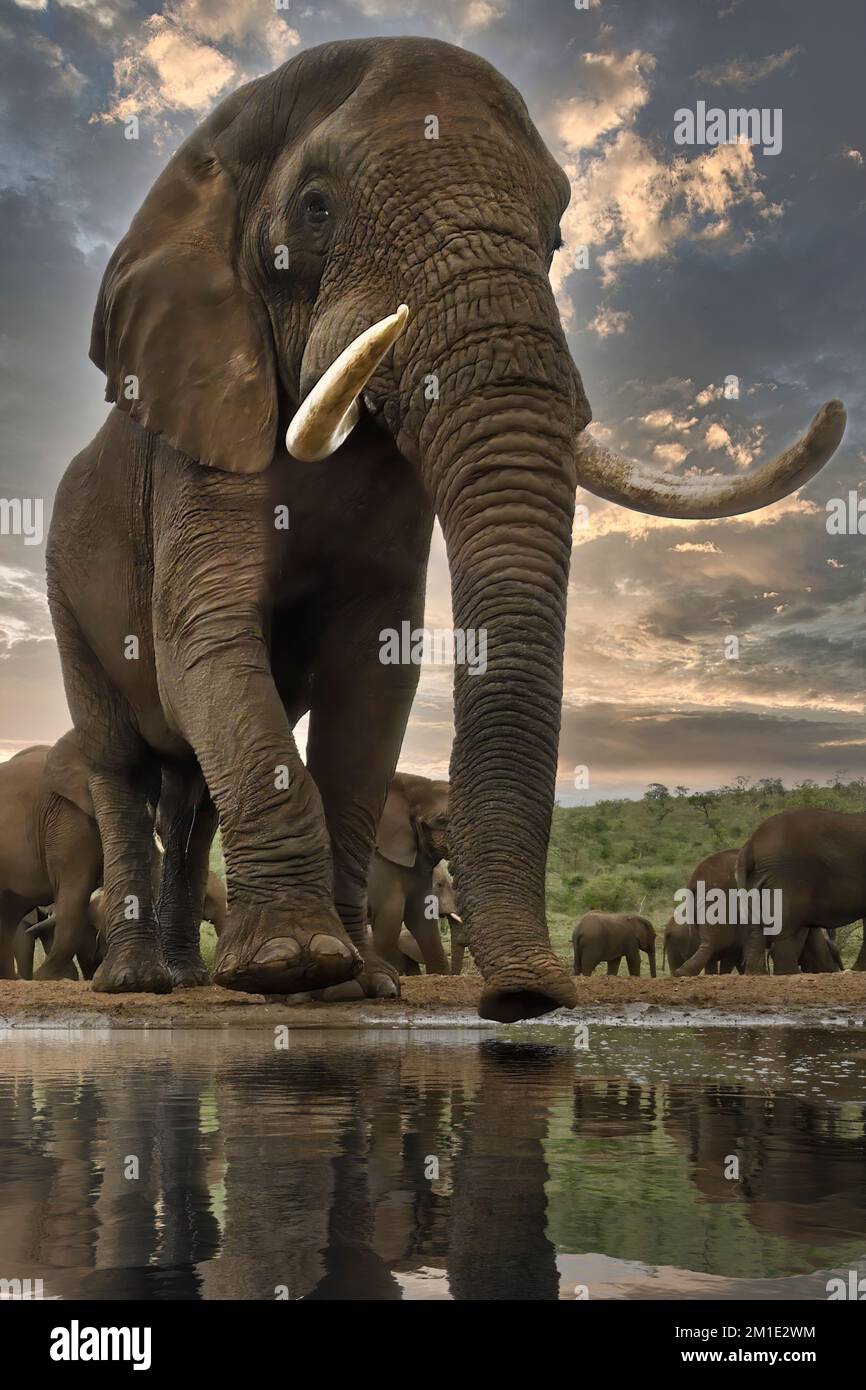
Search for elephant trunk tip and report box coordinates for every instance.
[478,950,576,1023]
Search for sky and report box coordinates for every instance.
[0,0,863,802]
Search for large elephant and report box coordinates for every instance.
[738,810,866,974]
[572,911,656,977]
[0,736,103,980]
[368,772,452,974]
[45,37,845,1019]
[674,844,844,975]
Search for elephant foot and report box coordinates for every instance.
[33,958,79,982]
[166,953,210,989]
[92,944,172,994]
[478,947,576,1023]
[316,952,400,1002]
[214,902,362,995]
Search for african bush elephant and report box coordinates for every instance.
[368,773,452,974]
[668,850,744,976]
[45,37,845,1019]
[674,845,844,976]
[738,810,866,974]
[572,912,656,977]
[0,736,103,980]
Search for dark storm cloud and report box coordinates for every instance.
[558,701,866,801]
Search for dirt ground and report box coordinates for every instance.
[2,971,866,1028]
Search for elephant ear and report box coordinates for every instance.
[376,781,417,869]
[44,731,95,821]
[91,124,277,474]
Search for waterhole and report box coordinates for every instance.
[1,1026,864,1300]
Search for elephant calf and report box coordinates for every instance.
[368,772,458,975]
[0,734,103,980]
[572,912,656,978]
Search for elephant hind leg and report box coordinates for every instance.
[0,904,25,979]
[13,920,36,980]
[156,765,216,988]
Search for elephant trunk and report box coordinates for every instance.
[409,338,579,1021]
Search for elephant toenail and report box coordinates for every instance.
[309,934,353,959]
[252,938,302,965]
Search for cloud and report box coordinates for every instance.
[586,305,631,337]
[691,47,802,90]
[95,1,301,127]
[346,0,503,33]
[554,50,656,152]
[669,542,721,553]
[653,441,690,466]
[550,44,785,338]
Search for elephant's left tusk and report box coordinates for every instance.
[286,305,409,462]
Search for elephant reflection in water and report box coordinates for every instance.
[573,1080,657,1139]
[663,1076,866,1245]
[0,1039,572,1300]
[196,1040,568,1300]
[0,1056,220,1299]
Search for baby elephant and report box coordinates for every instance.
[572,912,657,978]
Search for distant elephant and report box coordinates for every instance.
[0,736,103,980]
[368,773,452,974]
[738,810,866,974]
[572,912,656,978]
[44,36,845,1019]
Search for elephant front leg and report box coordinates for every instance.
[304,600,423,1002]
[405,891,450,975]
[852,921,866,971]
[163,642,362,996]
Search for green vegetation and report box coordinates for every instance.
[547,775,866,970]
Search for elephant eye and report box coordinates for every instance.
[303,192,331,227]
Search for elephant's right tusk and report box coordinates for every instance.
[286,305,410,462]
[575,399,846,519]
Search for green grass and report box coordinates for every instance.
[547,775,866,970]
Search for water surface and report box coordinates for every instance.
[1,1026,864,1299]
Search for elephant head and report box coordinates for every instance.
[43,730,96,822]
[90,38,845,1021]
[376,772,449,869]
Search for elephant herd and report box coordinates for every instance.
[4,728,865,985]
[573,812,866,978]
[0,739,466,982]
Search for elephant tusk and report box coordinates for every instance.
[574,399,846,519]
[286,305,410,462]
